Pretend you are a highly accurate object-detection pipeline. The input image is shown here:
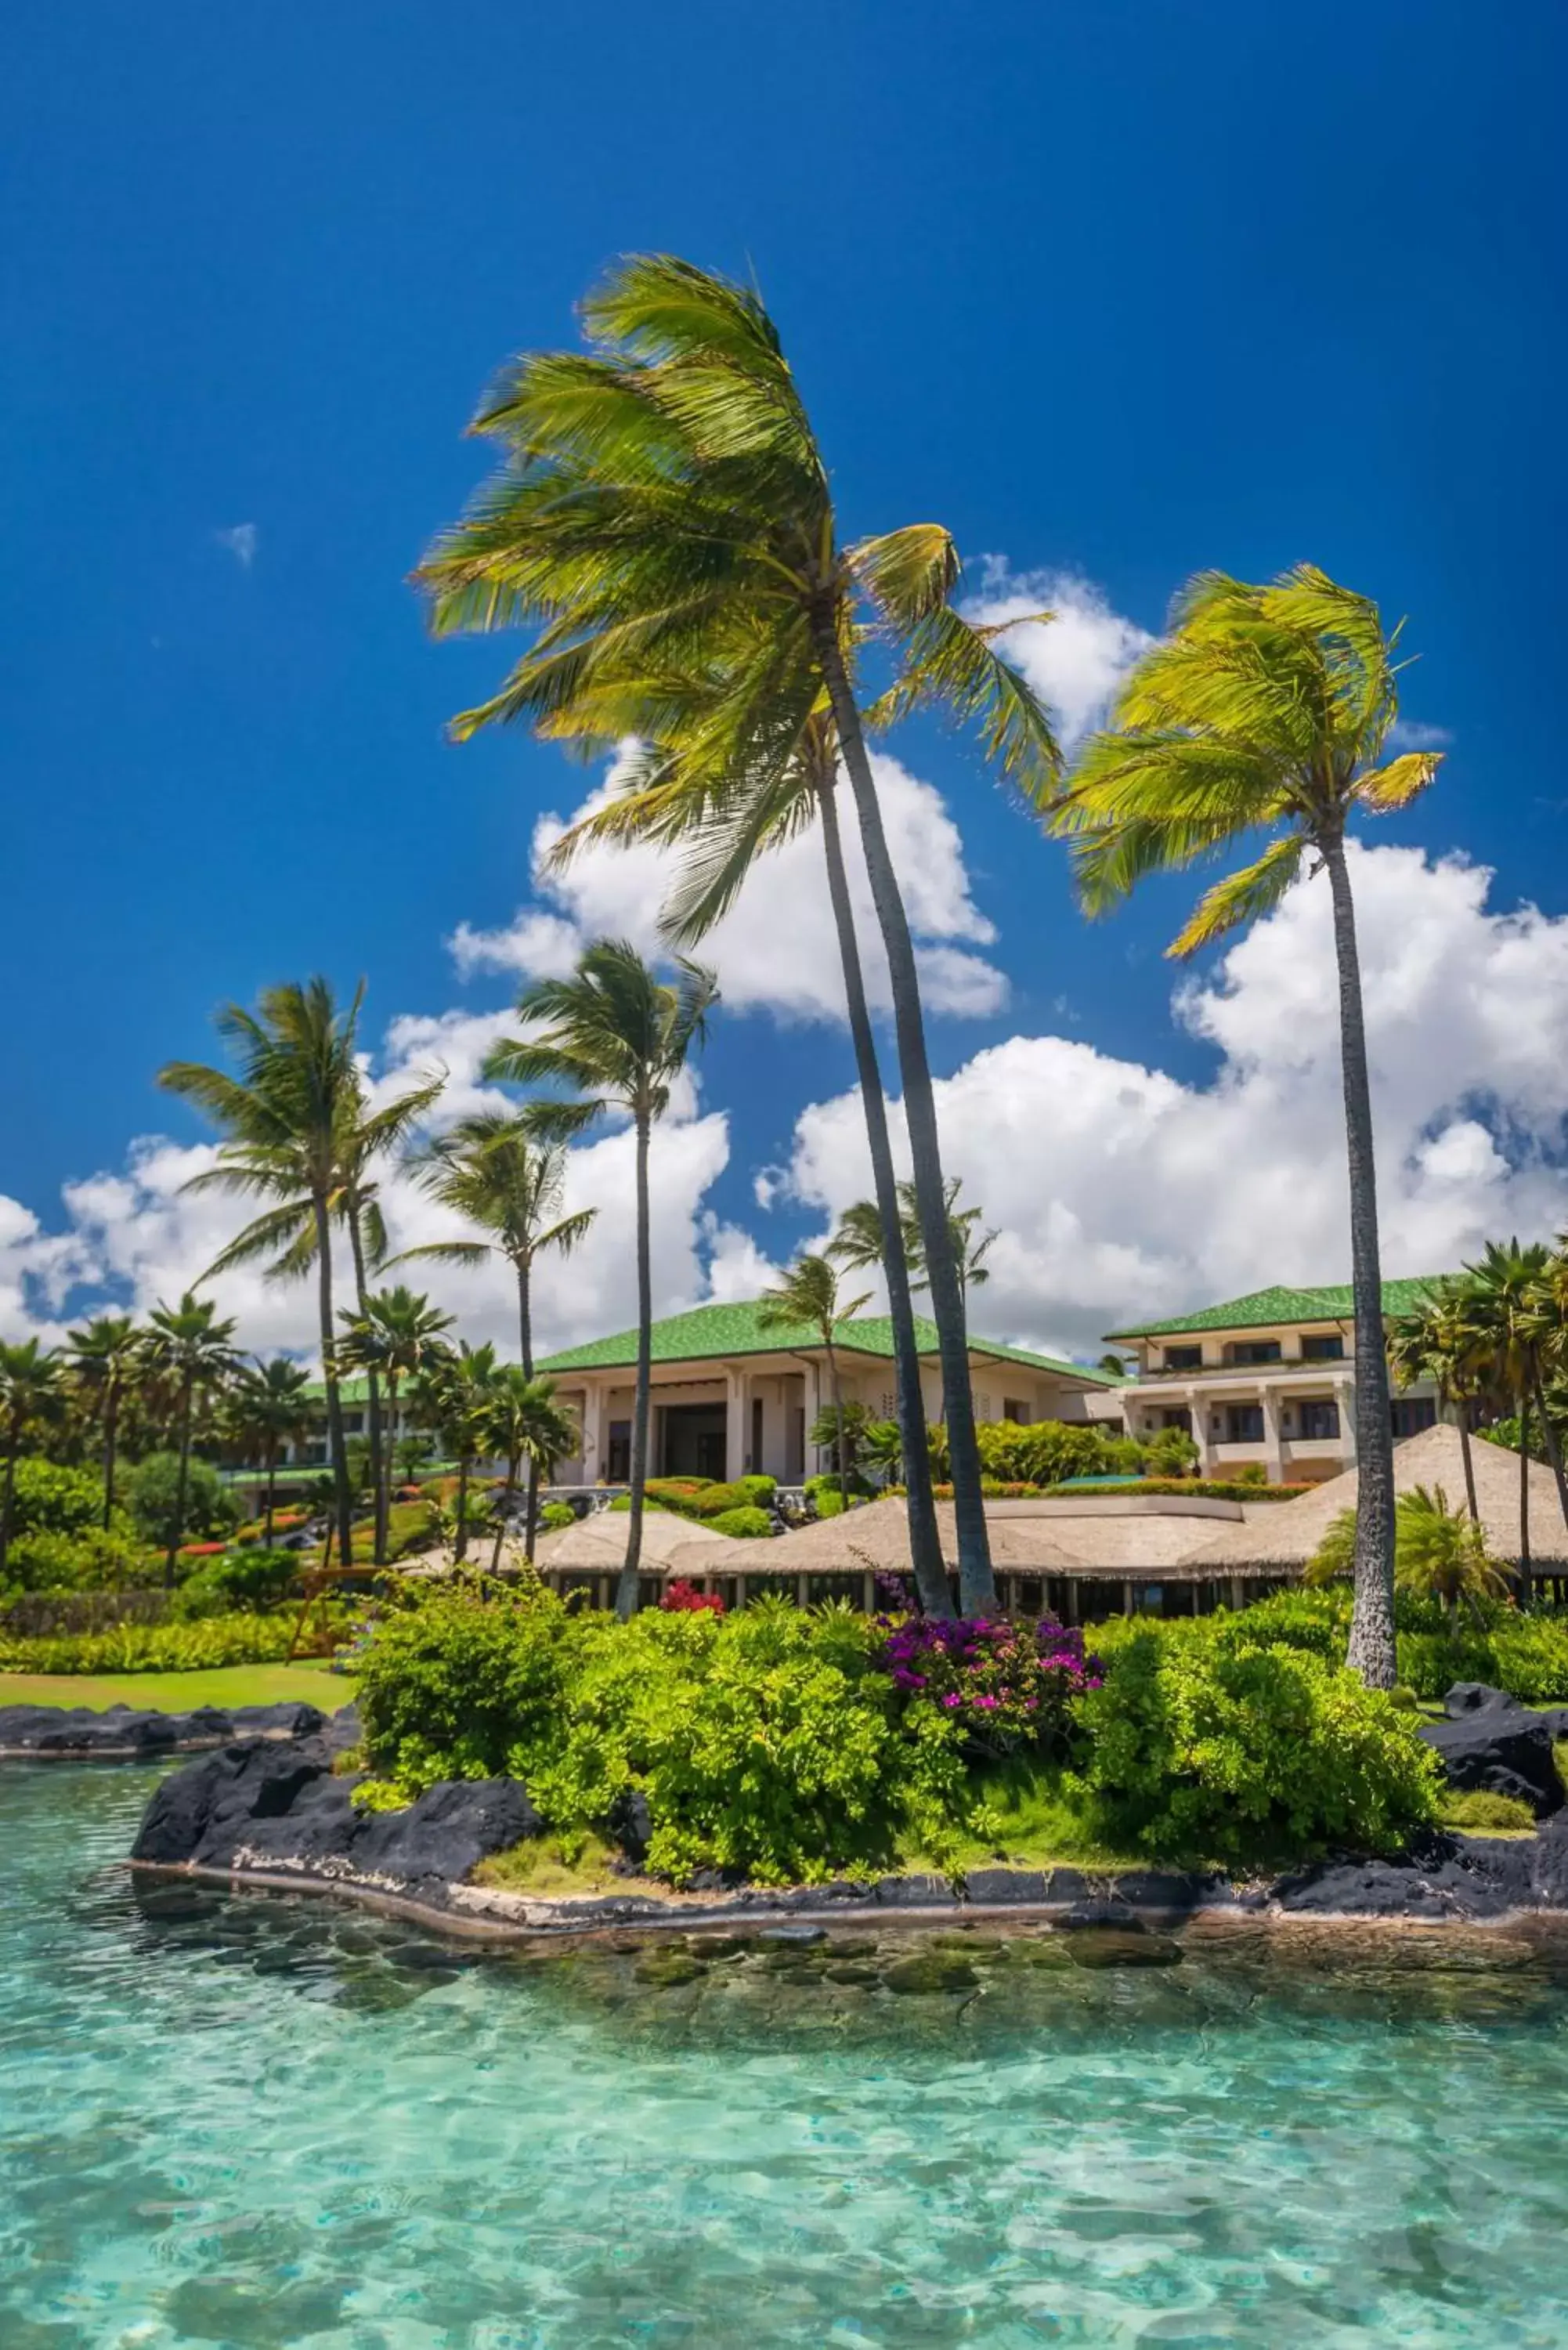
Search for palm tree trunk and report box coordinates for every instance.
[1519,1386,1534,1604]
[1530,1368,1568,1532]
[454,1452,471,1565]
[264,1441,277,1546]
[826,1336,849,1512]
[101,1383,119,1531]
[166,1377,193,1588]
[382,1372,399,1554]
[815,620,993,1614]
[347,1211,387,1567]
[1323,836,1397,1688]
[313,1197,357,1575]
[616,1110,653,1619]
[518,1260,542,1563]
[817,776,951,1616]
[1458,1407,1479,1526]
[491,1453,517,1573]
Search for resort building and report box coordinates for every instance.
[535,1301,1122,1488]
[1106,1279,1450,1485]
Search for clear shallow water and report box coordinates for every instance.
[5,1772,1568,2348]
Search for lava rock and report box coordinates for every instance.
[883,1950,980,1994]
[1269,1829,1536,1921]
[131,1731,539,1900]
[1061,1929,1182,1969]
[605,1785,653,1866]
[1419,1687,1566,1816]
[0,1698,331,1759]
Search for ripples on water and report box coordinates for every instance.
[5,1766,1568,2346]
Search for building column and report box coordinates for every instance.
[725,1365,748,1483]
[1189,1387,1217,1475]
[1259,1386,1284,1484]
[581,1381,608,1486]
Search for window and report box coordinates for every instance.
[1223,1404,1264,1444]
[1163,1344,1202,1371]
[1302,1333,1345,1361]
[1003,1397,1029,1424]
[1158,1406,1193,1434]
[1228,1340,1281,1366]
[341,1413,363,1435]
[1299,1399,1340,1441]
[606,1420,632,1482]
[1391,1397,1437,1439]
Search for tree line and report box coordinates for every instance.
[5,252,1490,1680]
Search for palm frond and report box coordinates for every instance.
[1167,833,1308,957]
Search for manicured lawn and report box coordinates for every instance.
[0,1663,354,1716]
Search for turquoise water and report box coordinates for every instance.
[6,1771,1568,2348]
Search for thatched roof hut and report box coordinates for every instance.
[1180,1423,1568,1572]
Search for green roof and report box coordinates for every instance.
[1106,1277,1451,1342]
[536,1299,1119,1386]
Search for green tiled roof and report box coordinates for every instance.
[536,1299,1120,1386]
[1106,1277,1451,1342]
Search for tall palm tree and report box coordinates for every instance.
[65,1314,142,1527]
[0,1340,66,1580]
[396,1108,596,1560]
[227,1355,316,1545]
[560,710,955,1618]
[407,1340,500,1565]
[338,1286,454,1554]
[1466,1238,1562,1596]
[481,1368,578,1571]
[833,1175,996,1303]
[159,979,437,1573]
[1047,567,1446,1688]
[757,1255,872,1513]
[484,938,717,1617]
[143,1292,240,1584]
[415,253,1060,1616]
[1386,1278,1487,1524]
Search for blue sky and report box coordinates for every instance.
[4,3,1568,1360]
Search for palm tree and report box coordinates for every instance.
[159,980,437,1573]
[830,1174,995,1427]
[227,1356,316,1545]
[143,1292,240,1583]
[757,1256,872,1513]
[1466,1238,1562,1596]
[484,938,717,1617]
[0,1340,66,1579]
[396,1108,596,1558]
[415,253,1060,1617]
[406,1340,500,1566]
[481,1369,579,1571]
[1386,1278,1487,1524]
[338,1286,454,1555]
[1309,1484,1509,1622]
[1047,567,1446,1688]
[65,1314,142,1527]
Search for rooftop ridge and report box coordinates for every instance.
[1106,1274,1454,1342]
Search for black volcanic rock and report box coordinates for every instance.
[1418,1686,1568,1816]
[0,1699,329,1758]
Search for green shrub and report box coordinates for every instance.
[172,1548,302,1616]
[1440,1788,1537,1832]
[125,1454,240,1551]
[1069,1625,1441,1864]
[706,1506,774,1539]
[0,1610,337,1674]
[964,1419,1120,1488]
[540,1500,576,1532]
[644,1477,782,1522]
[357,1589,974,1885]
[5,1459,107,1536]
[737,1474,777,1502]
[2,1521,150,1596]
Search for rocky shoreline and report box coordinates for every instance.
[10,1686,1568,1942]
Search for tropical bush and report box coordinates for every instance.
[125,1453,240,1550]
[5,1459,107,1536]
[880,1614,1100,1758]
[2,1520,150,1596]
[540,1500,576,1532]
[706,1505,774,1539]
[172,1547,303,1617]
[0,1609,340,1674]
[642,1476,781,1523]
[1070,1625,1441,1863]
[660,1578,724,1614]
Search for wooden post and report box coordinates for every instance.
[1122,1580,1135,1617]
[862,1569,876,1615]
[797,1571,810,1610]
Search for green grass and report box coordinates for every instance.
[472,1830,625,1896]
[0,1663,354,1716]
[898,1757,1151,1878]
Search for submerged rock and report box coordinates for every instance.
[1061,1929,1182,1969]
[883,1950,981,1995]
